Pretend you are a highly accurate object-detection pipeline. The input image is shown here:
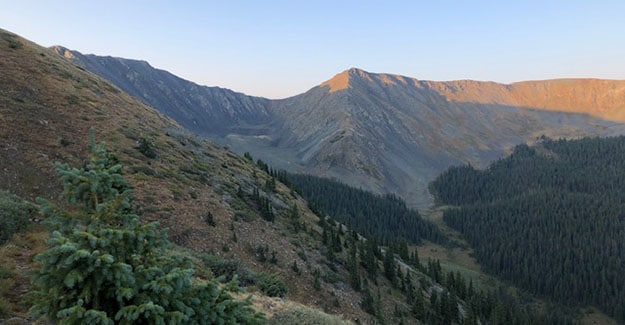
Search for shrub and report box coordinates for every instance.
[0,191,35,244]
[59,138,71,147]
[235,210,257,222]
[205,211,216,227]
[137,137,157,158]
[128,165,156,176]
[257,272,288,297]
[3,33,22,49]
[201,254,253,283]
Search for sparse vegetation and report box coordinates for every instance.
[257,272,288,298]
[270,306,351,325]
[137,137,157,158]
[0,191,35,244]
[2,33,22,49]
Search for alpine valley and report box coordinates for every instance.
[1,27,624,324]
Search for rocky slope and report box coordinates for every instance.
[51,46,271,137]
[53,51,625,208]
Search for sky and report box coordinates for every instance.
[2,1,625,98]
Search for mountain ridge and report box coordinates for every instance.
[52,47,625,208]
[321,67,625,121]
[50,45,272,137]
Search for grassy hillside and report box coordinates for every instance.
[0,28,369,322]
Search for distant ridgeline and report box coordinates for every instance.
[430,136,625,321]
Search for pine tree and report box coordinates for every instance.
[289,203,299,219]
[430,290,439,309]
[332,230,343,252]
[412,288,425,320]
[383,247,397,286]
[360,285,376,316]
[313,270,322,290]
[348,240,361,291]
[405,271,414,304]
[291,261,301,275]
[31,131,265,324]
[362,240,378,280]
[411,250,420,269]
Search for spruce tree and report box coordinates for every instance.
[348,239,361,291]
[360,285,376,316]
[31,131,264,324]
[412,288,425,320]
[362,239,378,280]
[383,247,397,286]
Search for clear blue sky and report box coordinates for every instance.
[2,1,625,98]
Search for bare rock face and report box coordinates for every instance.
[53,50,625,208]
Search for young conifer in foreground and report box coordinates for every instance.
[31,131,265,324]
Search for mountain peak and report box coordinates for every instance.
[345,67,367,74]
[320,67,371,93]
[320,68,423,94]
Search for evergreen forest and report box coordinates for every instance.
[430,136,625,321]
[287,174,445,244]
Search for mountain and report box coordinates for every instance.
[52,52,625,209]
[7,28,536,325]
[271,69,625,208]
[50,46,271,137]
[2,29,374,322]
